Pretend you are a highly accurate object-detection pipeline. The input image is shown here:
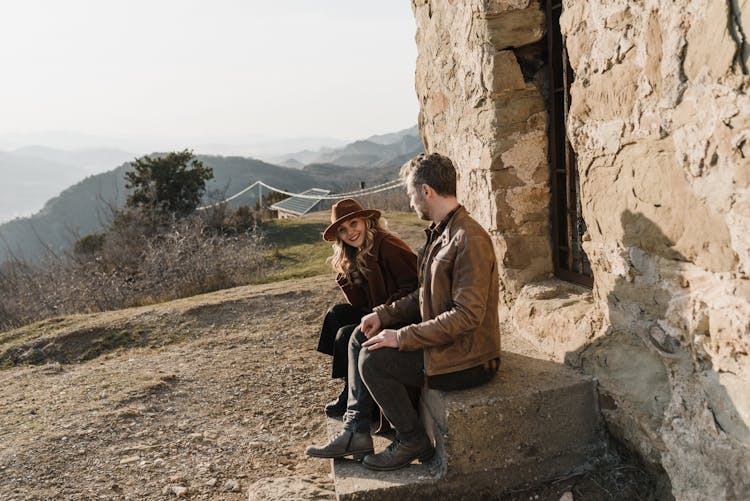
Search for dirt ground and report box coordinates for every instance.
[0,276,341,500]
[0,274,660,500]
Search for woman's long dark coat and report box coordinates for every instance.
[318,230,418,378]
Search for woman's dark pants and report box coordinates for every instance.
[316,303,366,379]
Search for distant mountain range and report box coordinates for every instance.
[0,147,135,223]
[0,125,422,262]
[268,125,422,168]
[0,130,350,160]
[0,126,422,223]
[9,146,135,173]
[0,152,87,222]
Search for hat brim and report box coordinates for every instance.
[323,209,381,241]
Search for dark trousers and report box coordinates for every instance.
[316,303,367,379]
[354,328,499,441]
[343,328,387,434]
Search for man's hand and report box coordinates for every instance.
[362,329,399,350]
[359,312,382,339]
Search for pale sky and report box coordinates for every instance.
[0,1,419,144]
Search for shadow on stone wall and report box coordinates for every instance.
[567,209,749,498]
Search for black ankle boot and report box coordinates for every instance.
[324,383,347,418]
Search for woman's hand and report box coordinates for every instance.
[359,312,382,338]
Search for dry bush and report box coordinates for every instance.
[358,188,411,212]
[0,211,268,332]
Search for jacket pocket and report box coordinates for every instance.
[430,247,455,277]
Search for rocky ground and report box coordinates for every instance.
[0,274,658,500]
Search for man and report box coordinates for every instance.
[306,152,501,471]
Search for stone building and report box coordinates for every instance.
[412,0,749,499]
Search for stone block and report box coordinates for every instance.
[486,8,546,50]
[493,88,546,131]
[330,352,610,500]
[484,0,534,16]
[486,50,526,94]
[510,279,598,362]
[422,352,609,484]
[684,0,736,80]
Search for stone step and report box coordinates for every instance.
[326,418,441,501]
[330,350,612,500]
[422,351,611,495]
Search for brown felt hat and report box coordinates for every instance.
[323,198,381,241]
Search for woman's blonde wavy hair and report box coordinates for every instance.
[329,215,387,284]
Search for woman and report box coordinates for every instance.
[317,198,418,418]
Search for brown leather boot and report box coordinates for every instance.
[305,431,374,461]
[362,435,435,471]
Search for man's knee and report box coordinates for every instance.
[359,346,389,380]
[348,327,368,351]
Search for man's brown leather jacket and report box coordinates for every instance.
[374,206,501,376]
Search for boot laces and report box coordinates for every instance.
[385,439,401,455]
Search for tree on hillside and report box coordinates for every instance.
[125,150,214,219]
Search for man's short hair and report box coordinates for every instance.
[400,153,457,197]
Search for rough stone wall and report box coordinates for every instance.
[413,0,552,306]
[561,1,750,498]
[413,0,750,499]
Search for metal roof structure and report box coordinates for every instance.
[270,188,331,216]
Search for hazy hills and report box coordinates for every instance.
[9,146,134,173]
[0,147,135,222]
[0,125,422,261]
[0,130,349,161]
[0,152,88,222]
[0,156,401,262]
[0,133,357,223]
[268,125,422,168]
[0,125,421,223]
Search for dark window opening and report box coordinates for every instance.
[544,0,593,287]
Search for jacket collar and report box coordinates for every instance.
[424,205,464,246]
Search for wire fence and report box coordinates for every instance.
[197,179,403,210]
